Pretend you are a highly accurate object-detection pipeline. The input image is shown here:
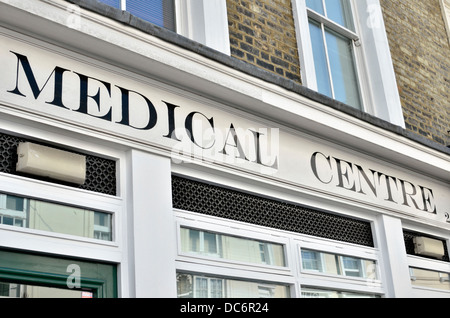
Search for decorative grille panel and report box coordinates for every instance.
[0,132,116,195]
[172,176,374,247]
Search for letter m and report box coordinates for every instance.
[8,51,70,108]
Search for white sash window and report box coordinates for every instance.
[293,0,405,127]
[97,0,230,55]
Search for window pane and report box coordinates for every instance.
[0,193,112,241]
[324,0,355,30]
[177,272,290,298]
[126,0,175,30]
[301,250,322,271]
[204,231,218,254]
[301,287,379,298]
[306,0,325,15]
[325,28,362,109]
[342,256,362,277]
[210,279,223,298]
[309,20,333,98]
[3,216,14,226]
[0,281,94,298]
[410,267,450,291]
[98,0,121,8]
[301,249,377,279]
[180,227,286,267]
[195,277,209,298]
[6,195,24,211]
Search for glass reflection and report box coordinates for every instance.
[301,249,377,279]
[325,0,355,30]
[180,227,286,267]
[177,272,290,298]
[306,0,325,15]
[410,267,450,291]
[325,28,361,109]
[0,193,112,241]
[309,19,333,97]
[301,287,379,298]
[0,282,93,298]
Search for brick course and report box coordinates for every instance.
[380,0,450,146]
[227,0,301,83]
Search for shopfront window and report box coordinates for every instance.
[301,249,377,279]
[97,0,176,30]
[0,250,117,298]
[301,250,322,271]
[174,176,383,298]
[0,282,93,298]
[180,227,286,267]
[0,193,112,241]
[177,272,290,298]
[410,267,450,291]
[301,287,379,298]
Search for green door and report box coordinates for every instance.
[0,249,117,298]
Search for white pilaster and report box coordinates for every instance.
[127,150,176,297]
[376,214,412,297]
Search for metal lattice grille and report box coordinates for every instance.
[0,132,116,195]
[404,230,449,262]
[172,176,374,247]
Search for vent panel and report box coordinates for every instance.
[172,176,374,247]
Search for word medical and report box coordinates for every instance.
[7,51,278,170]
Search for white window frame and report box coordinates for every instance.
[186,227,221,257]
[301,250,323,272]
[259,242,277,265]
[300,247,378,280]
[0,118,124,265]
[292,0,405,127]
[0,168,122,248]
[175,207,383,298]
[440,0,450,45]
[304,2,362,109]
[93,213,113,241]
[175,0,231,55]
[0,194,27,226]
[99,0,230,55]
[176,216,292,275]
[193,276,225,298]
[403,224,450,296]
[340,256,364,277]
[298,241,382,296]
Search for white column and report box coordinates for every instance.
[127,149,176,297]
[376,214,412,297]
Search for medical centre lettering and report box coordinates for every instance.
[311,152,438,214]
[4,50,445,220]
[6,51,278,170]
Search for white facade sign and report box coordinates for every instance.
[1,31,449,226]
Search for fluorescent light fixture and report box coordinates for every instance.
[413,236,445,259]
[16,142,86,185]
